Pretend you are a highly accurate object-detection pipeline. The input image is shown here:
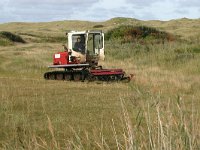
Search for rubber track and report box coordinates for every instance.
[44,70,87,81]
[44,71,130,82]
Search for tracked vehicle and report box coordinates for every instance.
[44,30,132,82]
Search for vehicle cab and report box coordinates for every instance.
[67,30,105,64]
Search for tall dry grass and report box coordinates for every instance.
[0,23,200,149]
[1,92,199,149]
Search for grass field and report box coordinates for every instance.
[0,18,200,149]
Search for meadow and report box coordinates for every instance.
[0,18,200,149]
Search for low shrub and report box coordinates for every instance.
[0,31,26,43]
[93,24,104,28]
[105,25,176,44]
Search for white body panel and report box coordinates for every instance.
[67,30,105,63]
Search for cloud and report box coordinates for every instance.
[173,0,200,8]
[174,9,189,15]
[0,0,199,23]
[170,0,200,19]
[72,0,199,21]
[7,0,98,6]
[126,0,200,8]
[125,0,166,7]
[7,0,99,11]
[0,0,100,22]
[91,7,136,20]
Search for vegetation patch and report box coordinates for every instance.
[105,25,176,44]
[93,24,104,28]
[190,46,200,53]
[175,45,200,54]
[0,37,13,46]
[18,32,66,43]
[0,31,26,44]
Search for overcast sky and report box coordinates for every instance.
[0,0,199,23]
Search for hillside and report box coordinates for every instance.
[0,18,199,149]
[0,17,200,42]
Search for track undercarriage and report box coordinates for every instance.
[44,64,131,82]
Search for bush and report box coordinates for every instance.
[105,25,176,43]
[93,25,104,28]
[0,31,26,43]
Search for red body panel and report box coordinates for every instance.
[90,69,124,76]
[52,52,125,77]
[53,52,68,65]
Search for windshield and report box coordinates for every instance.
[87,33,103,55]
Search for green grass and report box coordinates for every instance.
[0,38,13,46]
[0,18,200,149]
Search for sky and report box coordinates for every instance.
[0,0,199,23]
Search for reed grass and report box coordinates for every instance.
[0,19,200,149]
